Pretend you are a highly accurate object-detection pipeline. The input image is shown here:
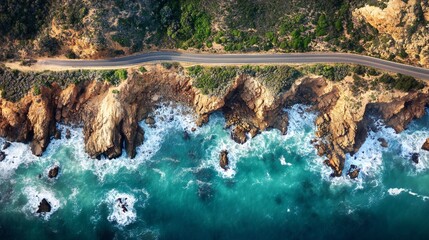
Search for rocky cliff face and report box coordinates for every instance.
[0,65,427,176]
[285,75,429,176]
[353,0,429,67]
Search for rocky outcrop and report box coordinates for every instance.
[378,138,388,148]
[347,164,360,179]
[0,65,427,177]
[2,141,11,150]
[422,138,429,151]
[0,151,6,162]
[36,199,51,213]
[285,75,429,176]
[48,165,60,178]
[220,150,229,170]
[353,0,429,67]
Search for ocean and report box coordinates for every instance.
[0,103,428,240]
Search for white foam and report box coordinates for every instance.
[388,188,429,201]
[388,188,407,196]
[152,168,166,179]
[50,103,199,181]
[106,190,137,226]
[279,155,292,166]
[199,104,319,179]
[22,186,61,220]
[0,140,38,179]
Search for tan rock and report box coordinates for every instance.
[422,138,429,151]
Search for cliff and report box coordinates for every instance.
[0,65,427,176]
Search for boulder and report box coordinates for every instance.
[411,153,419,164]
[36,199,51,213]
[54,129,61,139]
[65,129,71,139]
[48,165,60,178]
[30,142,43,157]
[2,141,11,150]
[347,164,360,179]
[422,139,429,151]
[0,151,6,162]
[145,117,155,125]
[220,150,229,170]
[231,126,247,144]
[377,138,388,148]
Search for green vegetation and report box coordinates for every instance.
[316,14,328,36]
[256,66,302,94]
[139,66,148,73]
[65,50,78,59]
[302,64,351,81]
[188,66,237,95]
[0,0,51,39]
[101,69,128,86]
[112,89,120,94]
[378,73,425,92]
[33,85,41,96]
[163,1,212,49]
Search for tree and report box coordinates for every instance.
[316,14,328,36]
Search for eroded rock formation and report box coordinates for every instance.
[0,65,427,177]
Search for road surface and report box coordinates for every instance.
[37,52,429,80]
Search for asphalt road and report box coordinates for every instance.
[37,52,429,80]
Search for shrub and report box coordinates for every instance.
[316,14,328,36]
[139,66,147,73]
[65,50,78,59]
[190,66,237,96]
[161,62,173,69]
[304,64,350,81]
[114,69,127,81]
[257,66,302,94]
[33,85,41,95]
[378,73,425,92]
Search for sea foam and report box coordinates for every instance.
[22,186,61,220]
[388,188,429,201]
[106,190,137,226]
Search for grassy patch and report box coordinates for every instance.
[188,66,237,96]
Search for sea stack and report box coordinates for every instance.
[220,150,229,170]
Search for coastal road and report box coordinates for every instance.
[37,52,429,80]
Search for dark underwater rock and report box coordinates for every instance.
[411,153,419,164]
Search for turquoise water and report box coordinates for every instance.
[1,104,429,240]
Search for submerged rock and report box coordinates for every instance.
[183,131,190,141]
[422,139,429,151]
[2,141,11,150]
[411,153,419,164]
[377,138,388,148]
[48,165,60,178]
[65,129,71,139]
[347,164,360,179]
[36,199,51,213]
[220,150,229,170]
[0,151,6,162]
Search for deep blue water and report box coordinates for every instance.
[0,104,428,240]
